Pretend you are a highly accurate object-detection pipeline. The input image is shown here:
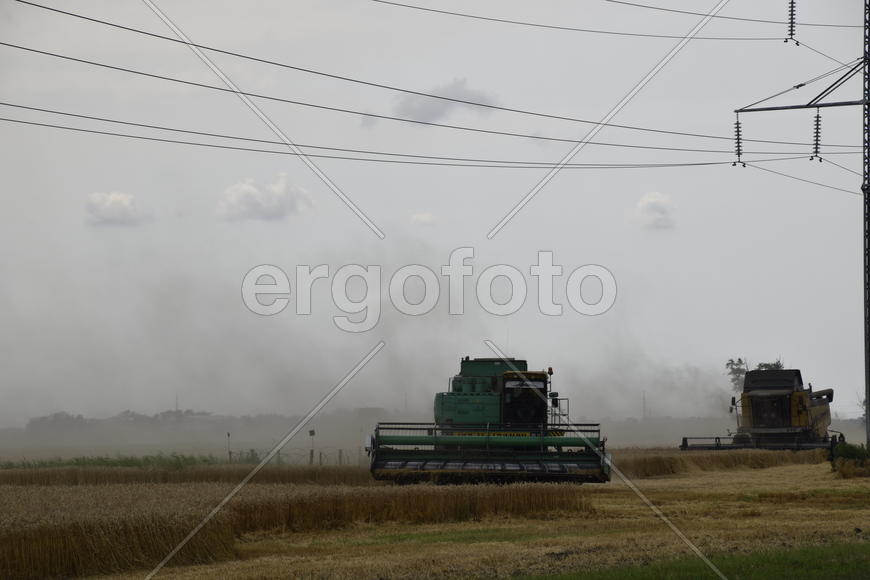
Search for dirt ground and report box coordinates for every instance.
[99,462,870,579]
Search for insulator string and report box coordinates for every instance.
[810,108,822,161]
[733,114,745,167]
[785,0,799,45]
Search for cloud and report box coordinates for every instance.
[216,173,312,221]
[410,212,437,227]
[635,192,674,230]
[393,78,496,123]
[86,192,148,226]
[359,113,378,128]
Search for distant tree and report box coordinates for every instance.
[755,358,785,371]
[114,410,150,423]
[155,409,212,421]
[725,358,748,393]
[25,412,87,433]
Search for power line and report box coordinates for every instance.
[8,101,856,158]
[822,156,864,177]
[368,0,783,40]
[142,0,382,238]
[9,2,799,145]
[798,40,852,67]
[1,41,861,150]
[746,163,862,196]
[0,115,820,170]
[739,57,862,110]
[10,2,864,171]
[601,0,861,28]
[488,0,737,239]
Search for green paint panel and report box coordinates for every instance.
[459,357,527,377]
[434,392,501,424]
[379,434,600,448]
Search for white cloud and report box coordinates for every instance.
[635,192,674,230]
[394,78,496,123]
[410,212,437,227]
[216,173,312,221]
[359,113,378,128]
[86,192,148,226]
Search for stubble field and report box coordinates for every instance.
[1,448,868,579]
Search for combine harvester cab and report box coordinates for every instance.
[680,369,842,452]
[369,357,611,484]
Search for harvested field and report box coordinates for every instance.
[101,462,870,580]
[1,448,862,579]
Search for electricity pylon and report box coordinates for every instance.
[735,1,869,446]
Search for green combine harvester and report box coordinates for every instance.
[368,356,611,483]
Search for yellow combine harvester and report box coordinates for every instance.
[680,369,843,451]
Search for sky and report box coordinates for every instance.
[0,0,865,428]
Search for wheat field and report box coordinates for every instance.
[106,462,870,580]
[0,464,376,486]
[0,448,827,487]
[0,448,844,579]
[612,447,827,478]
[0,482,593,579]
